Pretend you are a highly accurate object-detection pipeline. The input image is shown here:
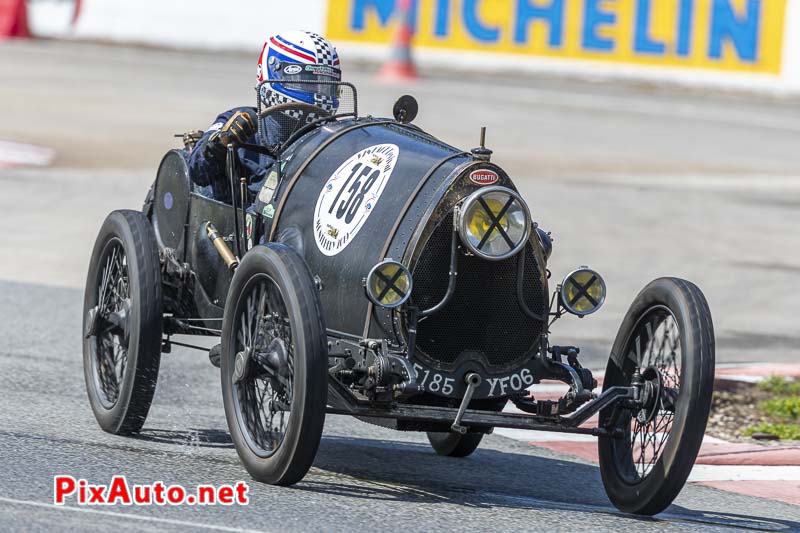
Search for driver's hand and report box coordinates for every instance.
[205,109,257,158]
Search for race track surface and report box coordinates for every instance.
[2,280,800,532]
[2,41,800,530]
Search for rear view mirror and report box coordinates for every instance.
[392,95,418,124]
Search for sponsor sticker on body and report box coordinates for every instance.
[258,170,279,204]
[245,213,254,250]
[313,143,399,256]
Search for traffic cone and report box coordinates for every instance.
[72,0,82,25]
[379,0,417,82]
[0,0,30,39]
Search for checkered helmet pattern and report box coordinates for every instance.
[257,30,340,116]
[307,32,338,67]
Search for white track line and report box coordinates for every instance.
[494,428,597,443]
[0,497,263,532]
[0,140,55,167]
[423,78,800,134]
[569,173,800,192]
[714,375,766,383]
[688,465,800,482]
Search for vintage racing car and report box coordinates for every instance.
[82,82,715,516]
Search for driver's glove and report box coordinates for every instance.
[204,109,258,160]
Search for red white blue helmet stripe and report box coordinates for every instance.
[270,35,316,64]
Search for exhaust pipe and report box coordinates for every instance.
[205,222,238,271]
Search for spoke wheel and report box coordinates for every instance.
[599,278,714,516]
[83,210,162,435]
[89,239,131,408]
[231,275,295,457]
[622,309,680,480]
[222,244,327,485]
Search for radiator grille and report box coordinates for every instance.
[410,215,547,371]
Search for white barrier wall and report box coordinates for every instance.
[70,0,326,50]
[25,0,800,94]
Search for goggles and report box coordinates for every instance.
[278,63,341,99]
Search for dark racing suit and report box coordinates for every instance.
[188,106,292,203]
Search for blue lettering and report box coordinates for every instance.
[676,0,693,56]
[583,0,616,51]
[352,0,395,30]
[709,0,759,62]
[408,0,420,33]
[434,0,450,37]
[634,0,665,54]
[463,0,500,42]
[514,0,564,47]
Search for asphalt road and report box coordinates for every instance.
[2,279,800,532]
[2,40,800,530]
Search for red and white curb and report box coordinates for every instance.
[0,140,55,168]
[500,366,800,507]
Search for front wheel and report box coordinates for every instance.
[598,277,714,516]
[221,244,327,486]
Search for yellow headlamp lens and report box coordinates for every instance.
[459,187,530,260]
[366,260,413,308]
[561,268,606,316]
[467,198,509,247]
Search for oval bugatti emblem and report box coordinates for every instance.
[469,169,499,186]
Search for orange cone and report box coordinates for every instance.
[0,0,29,39]
[379,0,417,82]
[72,0,82,25]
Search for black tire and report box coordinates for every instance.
[221,244,327,486]
[83,210,162,435]
[598,278,714,516]
[426,431,484,457]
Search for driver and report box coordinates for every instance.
[188,31,341,201]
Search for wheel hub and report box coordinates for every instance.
[233,348,251,383]
[85,298,132,349]
[254,337,289,391]
[85,306,100,338]
[636,365,663,425]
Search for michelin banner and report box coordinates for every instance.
[327,0,787,74]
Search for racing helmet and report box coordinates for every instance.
[257,31,341,115]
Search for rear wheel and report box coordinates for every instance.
[82,210,162,435]
[426,431,484,457]
[598,278,714,516]
[221,244,327,485]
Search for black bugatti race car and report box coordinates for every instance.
[82,81,714,516]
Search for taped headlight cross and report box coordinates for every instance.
[560,267,606,316]
[458,186,530,261]
[366,260,413,308]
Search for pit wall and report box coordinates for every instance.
[26,0,800,94]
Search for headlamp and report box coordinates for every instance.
[560,267,606,316]
[457,186,531,261]
[365,260,413,308]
